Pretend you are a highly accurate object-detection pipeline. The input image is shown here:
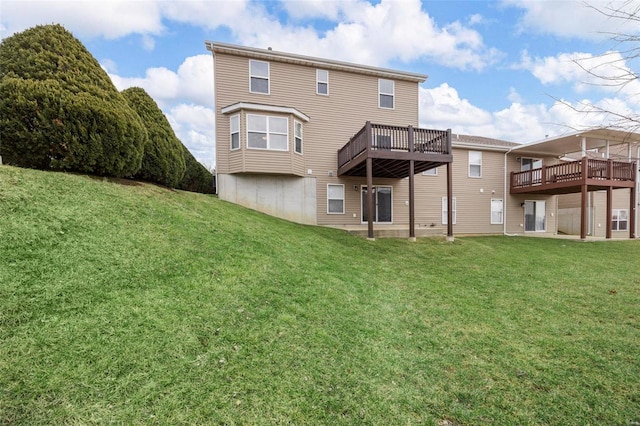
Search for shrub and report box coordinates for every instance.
[122,87,186,187]
[0,24,146,177]
[177,146,215,194]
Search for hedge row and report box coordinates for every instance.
[0,24,214,194]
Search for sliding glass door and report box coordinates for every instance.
[361,186,392,223]
[524,200,546,232]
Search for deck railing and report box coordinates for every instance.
[511,158,636,190]
[338,122,451,169]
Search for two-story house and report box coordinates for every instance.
[206,41,638,240]
[207,41,454,240]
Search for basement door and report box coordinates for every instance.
[524,200,546,232]
[361,186,392,223]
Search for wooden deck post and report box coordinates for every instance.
[446,129,453,241]
[408,125,415,240]
[606,186,612,239]
[631,164,637,239]
[366,157,374,240]
[580,183,588,240]
[606,160,613,239]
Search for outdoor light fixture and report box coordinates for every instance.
[521,202,526,207]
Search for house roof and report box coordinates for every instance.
[221,102,310,122]
[452,134,519,152]
[508,128,640,157]
[205,41,428,83]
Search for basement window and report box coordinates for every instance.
[612,209,628,231]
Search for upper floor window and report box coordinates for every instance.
[469,151,482,177]
[230,115,240,150]
[379,79,394,109]
[247,114,287,150]
[249,60,269,94]
[294,120,303,154]
[521,158,542,171]
[316,69,329,95]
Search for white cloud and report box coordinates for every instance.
[507,87,522,103]
[166,104,216,168]
[238,0,502,70]
[2,0,501,70]
[516,50,640,103]
[280,0,347,20]
[159,0,250,30]
[417,83,640,143]
[0,0,163,40]
[108,54,213,107]
[502,0,640,41]
[107,55,215,166]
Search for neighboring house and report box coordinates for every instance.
[206,42,639,240]
[507,130,639,239]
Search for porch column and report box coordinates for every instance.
[631,166,637,239]
[606,186,612,239]
[408,125,415,240]
[366,156,374,240]
[606,160,613,239]
[446,129,453,241]
[409,160,415,239]
[447,161,453,241]
[580,183,588,240]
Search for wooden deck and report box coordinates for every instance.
[510,158,636,195]
[337,122,453,178]
[337,122,454,240]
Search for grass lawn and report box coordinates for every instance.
[1,165,639,425]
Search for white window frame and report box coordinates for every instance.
[249,60,270,94]
[316,69,329,95]
[612,209,628,231]
[230,114,240,150]
[491,199,503,225]
[442,196,457,225]
[422,168,438,176]
[246,114,288,151]
[469,151,482,178]
[378,79,394,109]
[327,184,345,214]
[294,120,303,154]
[521,158,543,171]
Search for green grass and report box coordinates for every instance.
[1,165,639,425]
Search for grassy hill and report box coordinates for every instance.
[1,165,639,425]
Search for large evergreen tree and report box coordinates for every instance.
[177,146,216,194]
[122,87,186,187]
[0,24,147,177]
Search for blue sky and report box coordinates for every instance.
[2,0,639,168]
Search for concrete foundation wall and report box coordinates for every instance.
[557,207,583,235]
[218,174,317,225]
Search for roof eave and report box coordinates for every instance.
[205,41,428,83]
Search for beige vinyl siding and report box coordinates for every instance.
[505,153,558,235]
[411,148,508,235]
[214,51,420,226]
[558,188,634,237]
